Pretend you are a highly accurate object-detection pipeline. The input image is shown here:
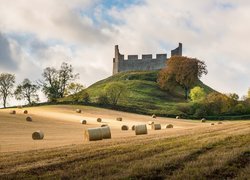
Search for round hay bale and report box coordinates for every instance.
[148,121,154,125]
[76,109,82,113]
[100,126,111,139]
[116,117,122,121]
[131,125,135,131]
[10,110,16,114]
[23,110,28,114]
[166,124,173,128]
[97,118,102,122]
[32,131,44,140]
[218,121,223,124]
[211,123,215,125]
[152,114,156,118]
[121,125,129,130]
[80,120,87,124]
[26,116,32,122]
[135,124,148,135]
[151,124,161,130]
[84,128,102,141]
[201,119,206,123]
[176,116,180,119]
[101,124,108,127]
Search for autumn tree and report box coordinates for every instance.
[105,82,127,106]
[40,62,78,102]
[0,73,15,108]
[158,56,207,100]
[205,92,232,115]
[14,78,39,105]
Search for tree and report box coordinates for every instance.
[82,91,90,104]
[190,86,206,102]
[248,88,250,99]
[105,82,127,106]
[14,78,39,105]
[205,92,232,115]
[40,62,78,102]
[158,56,207,100]
[227,93,239,101]
[0,73,15,108]
[65,82,85,102]
[65,82,85,96]
[233,103,246,114]
[97,93,109,105]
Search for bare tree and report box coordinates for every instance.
[0,73,15,108]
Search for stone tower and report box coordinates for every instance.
[171,43,182,56]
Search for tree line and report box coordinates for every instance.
[0,62,84,108]
[157,56,250,117]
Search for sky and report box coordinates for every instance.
[0,0,250,106]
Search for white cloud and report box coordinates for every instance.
[0,0,250,107]
[0,0,112,44]
[110,0,250,97]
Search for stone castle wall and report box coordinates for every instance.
[113,43,182,75]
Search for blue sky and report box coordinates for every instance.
[0,0,250,105]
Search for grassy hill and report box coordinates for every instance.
[62,70,215,117]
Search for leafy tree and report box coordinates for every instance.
[97,94,109,105]
[227,93,239,101]
[233,103,246,114]
[190,86,206,102]
[65,82,85,96]
[158,56,207,100]
[65,82,85,102]
[40,62,78,102]
[105,82,127,106]
[82,91,90,104]
[248,88,250,99]
[0,73,15,108]
[14,78,39,105]
[205,92,232,115]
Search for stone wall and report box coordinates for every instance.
[113,43,182,75]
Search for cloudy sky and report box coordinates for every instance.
[0,0,250,105]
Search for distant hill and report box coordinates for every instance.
[62,70,215,116]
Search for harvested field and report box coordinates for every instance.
[0,105,211,152]
[0,105,249,179]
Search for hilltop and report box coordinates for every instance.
[62,70,215,117]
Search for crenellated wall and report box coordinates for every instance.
[113,43,182,75]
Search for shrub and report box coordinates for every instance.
[82,92,90,104]
[194,107,208,119]
[105,82,127,106]
[233,103,247,114]
[97,94,109,105]
[177,104,192,114]
[167,109,185,117]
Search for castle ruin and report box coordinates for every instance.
[113,43,182,75]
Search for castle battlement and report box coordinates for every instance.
[122,54,167,61]
[113,43,182,75]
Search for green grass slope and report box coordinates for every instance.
[63,70,215,116]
